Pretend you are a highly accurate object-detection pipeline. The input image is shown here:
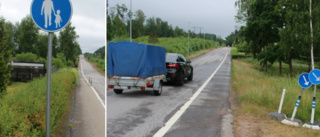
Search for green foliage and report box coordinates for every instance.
[235,40,249,53]
[52,58,65,68]
[257,44,279,67]
[14,52,70,68]
[130,9,146,39]
[111,36,221,57]
[85,53,105,72]
[17,15,39,54]
[94,46,105,59]
[0,68,78,136]
[233,58,320,123]
[14,52,38,62]
[148,31,159,43]
[4,21,18,53]
[234,0,320,76]
[231,47,238,57]
[4,14,77,68]
[0,18,11,95]
[107,4,220,41]
[59,23,81,65]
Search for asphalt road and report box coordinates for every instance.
[107,47,233,137]
[67,55,105,137]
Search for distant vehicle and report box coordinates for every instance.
[166,53,193,86]
[107,41,167,96]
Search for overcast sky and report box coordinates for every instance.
[108,0,240,39]
[0,0,105,53]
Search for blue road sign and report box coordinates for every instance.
[309,69,320,85]
[298,73,312,88]
[31,0,72,32]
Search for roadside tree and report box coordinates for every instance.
[0,18,11,95]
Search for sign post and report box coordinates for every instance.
[281,73,311,126]
[303,69,320,129]
[31,0,72,136]
[46,32,53,137]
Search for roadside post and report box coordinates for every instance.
[281,73,311,126]
[303,69,320,129]
[267,89,287,121]
[31,0,72,136]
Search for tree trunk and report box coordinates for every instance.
[289,58,293,77]
[279,59,282,75]
[265,63,268,72]
[309,61,311,72]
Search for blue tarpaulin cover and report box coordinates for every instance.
[107,41,167,78]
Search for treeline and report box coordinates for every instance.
[4,15,82,66]
[107,4,224,43]
[84,46,105,73]
[231,0,320,77]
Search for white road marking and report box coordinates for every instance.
[153,51,229,137]
[80,59,106,109]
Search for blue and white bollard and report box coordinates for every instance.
[302,86,320,130]
[281,88,304,126]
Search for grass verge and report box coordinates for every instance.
[0,68,78,136]
[231,49,320,136]
[85,57,105,75]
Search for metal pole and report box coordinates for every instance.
[130,0,132,42]
[46,32,53,137]
[188,22,190,57]
[309,0,315,124]
[278,89,286,113]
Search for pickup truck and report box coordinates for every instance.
[107,41,167,96]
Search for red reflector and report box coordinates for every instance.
[172,74,176,76]
[147,81,151,86]
[141,87,146,90]
[108,85,114,88]
[166,63,179,68]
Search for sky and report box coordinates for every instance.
[0,0,105,53]
[108,0,240,39]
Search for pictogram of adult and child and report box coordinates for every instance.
[41,0,62,28]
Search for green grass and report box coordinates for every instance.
[232,47,320,122]
[231,47,238,57]
[111,36,221,57]
[88,57,105,73]
[0,68,78,136]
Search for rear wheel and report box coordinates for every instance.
[114,89,123,94]
[187,68,193,81]
[176,72,184,86]
[153,81,162,96]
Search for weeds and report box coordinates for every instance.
[0,68,78,136]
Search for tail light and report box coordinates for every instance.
[147,81,152,86]
[108,85,114,88]
[167,63,179,68]
[141,87,146,90]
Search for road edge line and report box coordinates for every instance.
[153,51,229,137]
[81,59,106,110]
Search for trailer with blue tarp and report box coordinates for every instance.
[107,41,167,96]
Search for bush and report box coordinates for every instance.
[0,69,78,136]
[52,58,65,68]
[14,52,38,62]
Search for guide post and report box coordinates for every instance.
[31,0,72,136]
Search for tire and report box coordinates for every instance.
[153,81,162,96]
[175,72,184,86]
[187,68,193,81]
[114,89,123,94]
